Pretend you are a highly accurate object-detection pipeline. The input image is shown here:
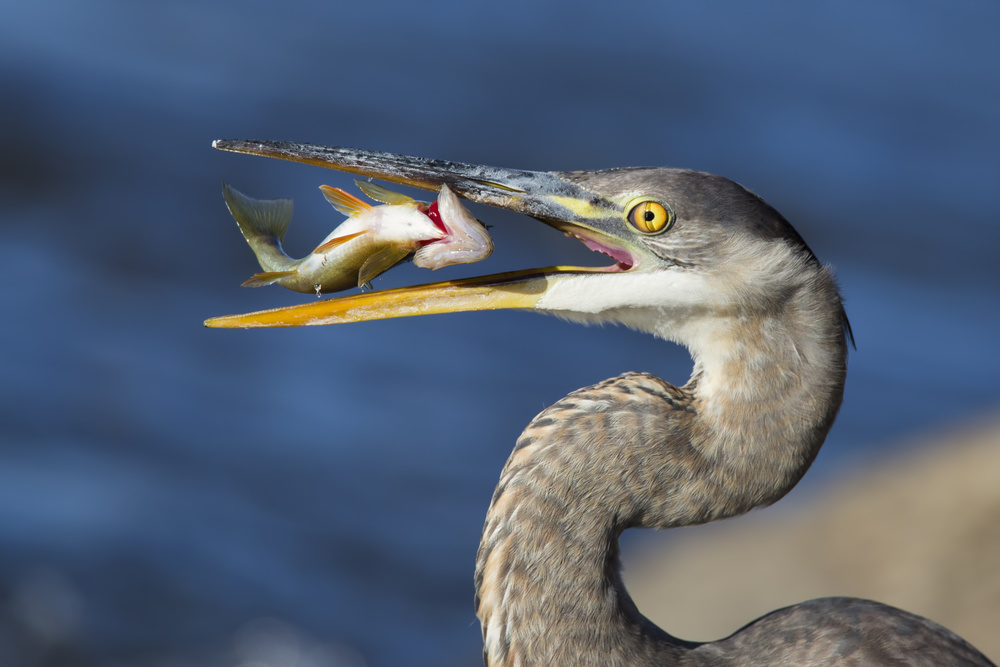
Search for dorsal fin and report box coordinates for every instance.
[355,179,415,205]
[320,185,373,217]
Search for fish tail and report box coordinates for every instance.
[222,182,298,272]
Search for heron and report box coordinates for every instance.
[207,140,994,666]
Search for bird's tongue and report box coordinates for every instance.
[580,237,633,269]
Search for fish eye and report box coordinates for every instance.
[626,199,673,235]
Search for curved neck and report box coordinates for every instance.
[476,374,694,666]
[475,268,848,666]
[476,400,684,667]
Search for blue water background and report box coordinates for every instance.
[1,2,998,665]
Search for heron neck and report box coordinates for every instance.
[476,270,848,666]
[682,271,849,508]
[475,385,691,665]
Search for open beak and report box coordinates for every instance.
[206,140,631,328]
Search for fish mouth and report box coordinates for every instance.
[206,140,637,328]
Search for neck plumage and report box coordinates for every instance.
[474,261,848,666]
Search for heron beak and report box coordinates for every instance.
[205,140,627,328]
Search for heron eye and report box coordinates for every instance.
[626,200,673,234]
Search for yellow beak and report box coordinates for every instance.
[206,140,624,329]
[205,267,571,328]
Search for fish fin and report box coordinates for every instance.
[357,246,410,287]
[222,182,293,242]
[312,230,368,254]
[241,270,297,287]
[320,185,373,217]
[355,179,415,205]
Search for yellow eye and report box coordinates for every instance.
[626,200,673,234]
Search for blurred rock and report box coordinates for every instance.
[626,411,1000,662]
[11,569,84,647]
[231,617,366,667]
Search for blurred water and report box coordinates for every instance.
[1,1,998,665]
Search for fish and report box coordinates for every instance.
[221,180,493,296]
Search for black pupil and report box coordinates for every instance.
[644,209,656,222]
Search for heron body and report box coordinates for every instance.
[208,141,995,666]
